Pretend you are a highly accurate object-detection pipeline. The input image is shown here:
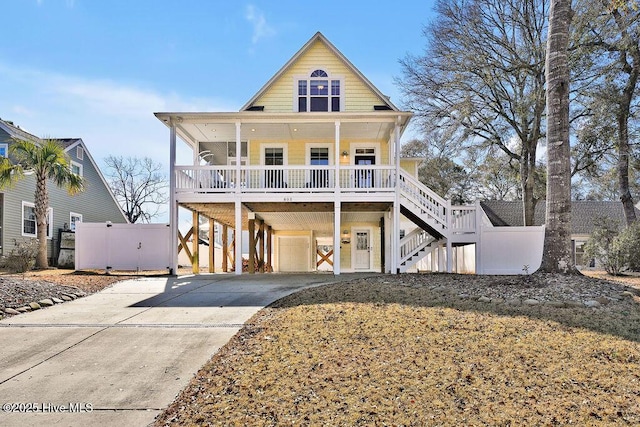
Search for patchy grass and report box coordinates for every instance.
[155,275,640,426]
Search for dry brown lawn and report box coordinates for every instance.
[155,273,640,426]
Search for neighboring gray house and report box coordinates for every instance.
[0,118,128,264]
[480,200,640,267]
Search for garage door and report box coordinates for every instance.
[279,237,309,272]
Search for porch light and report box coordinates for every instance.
[341,229,350,244]
[342,150,348,157]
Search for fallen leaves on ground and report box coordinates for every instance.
[155,274,640,426]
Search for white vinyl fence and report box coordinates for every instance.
[75,223,172,272]
[477,226,545,274]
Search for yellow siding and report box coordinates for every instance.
[340,223,381,272]
[250,138,390,165]
[254,39,386,112]
[400,159,421,178]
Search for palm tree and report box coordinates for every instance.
[539,0,574,273]
[0,139,85,268]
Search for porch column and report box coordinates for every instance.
[192,211,199,274]
[333,121,341,276]
[235,122,242,194]
[391,121,401,274]
[169,122,178,275]
[235,200,242,275]
[446,239,453,273]
[334,201,341,275]
[335,121,341,190]
[208,219,215,273]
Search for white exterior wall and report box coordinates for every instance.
[477,226,545,275]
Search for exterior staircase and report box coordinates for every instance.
[397,171,478,273]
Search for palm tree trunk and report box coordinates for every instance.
[539,0,575,273]
[34,172,49,268]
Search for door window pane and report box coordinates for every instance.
[265,148,285,188]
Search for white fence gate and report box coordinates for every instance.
[75,223,172,272]
[477,226,545,274]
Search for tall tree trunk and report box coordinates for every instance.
[539,0,575,273]
[34,172,49,269]
[618,107,637,225]
[616,29,639,225]
[522,147,538,226]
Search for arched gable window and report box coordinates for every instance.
[297,69,341,112]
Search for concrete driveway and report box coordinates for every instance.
[0,273,375,427]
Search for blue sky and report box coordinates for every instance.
[0,0,435,169]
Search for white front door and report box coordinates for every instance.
[354,230,371,270]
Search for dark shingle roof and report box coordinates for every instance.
[480,200,639,234]
[0,118,39,142]
[51,138,82,149]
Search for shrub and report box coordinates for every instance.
[617,221,640,271]
[1,238,39,273]
[584,218,640,275]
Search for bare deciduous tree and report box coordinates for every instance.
[572,0,640,225]
[105,156,168,223]
[398,0,548,225]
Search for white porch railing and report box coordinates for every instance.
[398,172,448,228]
[399,228,435,265]
[175,165,396,193]
[450,205,477,233]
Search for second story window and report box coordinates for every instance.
[297,69,341,112]
[71,160,83,176]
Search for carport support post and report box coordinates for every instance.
[192,211,199,274]
[334,201,341,275]
[169,122,178,275]
[222,224,228,272]
[208,219,215,273]
[391,120,401,275]
[248,218,255,274]
[259,221,265,273]
[266,225,272,271]
[235,200,242,275]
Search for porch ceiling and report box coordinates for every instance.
[181,201,391,234]
[155,112,412,148]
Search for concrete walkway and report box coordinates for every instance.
[0,273,374,427]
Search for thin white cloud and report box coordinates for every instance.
[0,62,238,175]
[36,0,75,7]
[245,4,275,44]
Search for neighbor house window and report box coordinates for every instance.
[0,143,8,158]
[22,201,52,238]
[70,160,83,176]
[70,212,83,232]
[297,69,342,112]
[76,146,84,160]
